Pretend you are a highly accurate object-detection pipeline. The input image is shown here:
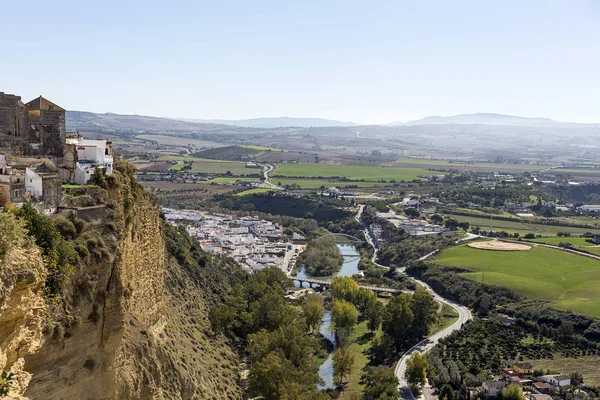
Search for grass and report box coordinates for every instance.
[235,188,273,196]
[433,244,600,318]
[428,303,459,335]
[524,237,600,256]
[344,321,375,394]
[272,163,444,182]
[275,178,391,189]
[447,214,600,235]
[525,356,600,386]
[62,184,84,189]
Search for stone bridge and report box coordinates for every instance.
[291,277,401,294]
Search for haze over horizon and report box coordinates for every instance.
[1,0,599,124]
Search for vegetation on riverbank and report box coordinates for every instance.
[296,236,344,276]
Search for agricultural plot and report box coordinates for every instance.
[159,156,253,176]
[448,214,600,236]
[393,157,551,173]
[272,163,442,182]
[433,244,600,318]
[274,178,390,189]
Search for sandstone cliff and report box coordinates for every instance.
[0,162,242,399]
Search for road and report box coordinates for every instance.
[262,163,283,189]
[355,205,473,399]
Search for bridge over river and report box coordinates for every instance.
[291,276,402,294]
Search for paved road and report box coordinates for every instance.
[262,164,283,189]
[355,205,473,399]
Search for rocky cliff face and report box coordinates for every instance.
[0,162,242,399]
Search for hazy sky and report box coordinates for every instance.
[1,1,599,124]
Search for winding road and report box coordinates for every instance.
[357,205,473,399]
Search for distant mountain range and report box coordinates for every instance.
[176,117,357,128]
[67,110,598,135]
[390,113,599,128]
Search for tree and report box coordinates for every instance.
[365,300,384,332]
[330,276,360,303]
[405,208,420,218]
[369,333,393,365]
[458,221,470,231]
[501,384,525,400]
[523,233,535,239]
[382,293,414,351]
[410,286,438,341]
[558,320,574,341]
[430,214,444,225]
[361,366,399,400]
[331,299,358,344]
[477,293,493,316]
[333,347,354,385]
[303,293,324,333]
[444,218,459,231]
[405,353,428,391]
[248,351,293,400]
[439,384,455,400]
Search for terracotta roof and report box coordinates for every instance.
[533,382,549,388]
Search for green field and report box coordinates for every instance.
[272,163,443,182]
[159,156,253,175]
[235,188,273,196]
[447,214,600,236]
[433,244,600,317]
[275,178,390,189]
[394,157,550,172]
[524,237,600,256]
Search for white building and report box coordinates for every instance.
[25,168,43,197]
[578,205,600,212]
[67,135,114,184]
[539,374,571,387]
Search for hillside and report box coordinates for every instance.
[179,116,357,128]
[392,113,600,128]
[0,161,243,399]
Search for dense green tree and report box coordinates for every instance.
[369,333,394,364]
[302,293,324,333]
[439,384,455,400]
[361,366,399,400]
[405,208,420,218]
[501,384,525,400]
[330,276,360,303]
[444,217,460,230]
[382,293,414,351]
[365,299,384,332]
[333,347,354,385]
[405,353,428,390]
[410,286,438,340]
[331,299,359,345]
[296,236,344,276]
[430,214,444,225]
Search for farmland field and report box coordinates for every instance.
[447,214,600,235]
[433,244,600,317]
[525,357,600,386]
[393,157,551,173]
[272,163,443,182]
[158,156,254,175]
[274,178,390,189]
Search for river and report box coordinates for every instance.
[295,244,361,390]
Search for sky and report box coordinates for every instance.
[1,1,599,124]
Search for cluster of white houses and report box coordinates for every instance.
[162,208,301,274]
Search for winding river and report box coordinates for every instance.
[295,244,361,390]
